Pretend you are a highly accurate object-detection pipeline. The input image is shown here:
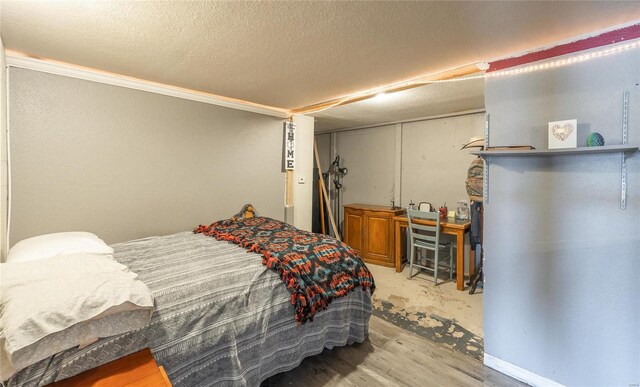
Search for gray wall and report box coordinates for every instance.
[9,68,285,245]
[483,49,639,385]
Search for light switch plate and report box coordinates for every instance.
[297,177,306,184]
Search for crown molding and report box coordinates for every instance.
[5,53,288,118]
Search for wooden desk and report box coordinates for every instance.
[393,215,471,291]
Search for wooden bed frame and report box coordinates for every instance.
[50,349,171,386]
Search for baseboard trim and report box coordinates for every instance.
[484,353,565,387]
[5,52,288,118]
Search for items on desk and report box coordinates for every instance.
[405,202,461,218]
[438,204,447,221]
[418,202,432,212]
[456,200,470,220]
[408,200,433,212]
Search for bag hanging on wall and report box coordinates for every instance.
[466,158,484,202]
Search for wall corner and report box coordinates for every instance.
[292,114,314,231]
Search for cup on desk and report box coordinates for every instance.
[439,206,447,220]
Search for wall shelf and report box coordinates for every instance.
[473,145,638,157]
[480,91,634,209]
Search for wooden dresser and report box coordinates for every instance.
[343,203,405,268]
[50,348,171,386]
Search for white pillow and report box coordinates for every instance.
[7,232,114,263]
[0,254,154,377]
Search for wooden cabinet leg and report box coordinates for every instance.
[394,221,402,272]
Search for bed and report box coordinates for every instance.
[5,230,373,386]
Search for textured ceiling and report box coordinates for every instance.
[1,1,639,110]
[313,76,485,131]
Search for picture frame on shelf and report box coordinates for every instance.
[548,119,577,149]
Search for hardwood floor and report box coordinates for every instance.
[268,316,525,386]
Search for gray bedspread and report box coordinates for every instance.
[6,232,372,386]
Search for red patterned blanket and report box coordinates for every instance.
[195,217,375,324]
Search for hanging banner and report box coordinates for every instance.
[284,121,296,170]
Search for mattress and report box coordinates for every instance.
[6,232,372,386]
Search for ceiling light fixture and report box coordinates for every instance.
[372,92,397,102]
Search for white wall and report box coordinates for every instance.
[293,114,314,231]
[320,114,485,217]
[337,125,397,214]
[401,114,484,208]
[483,48,639,386]
[315,113,485,271]
[316,113,485,209]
